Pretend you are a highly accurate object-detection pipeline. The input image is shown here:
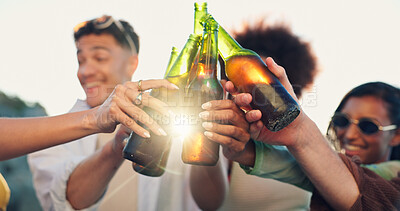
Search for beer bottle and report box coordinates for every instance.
[163,46,179,78]
[194,2,208,36]
[210,14,300,132]
[128,46,179,177]
[124,102,172,176]
[187,2,208,87]
[165,34,201,88]
[123,36,200,177]
[182,17,222,166]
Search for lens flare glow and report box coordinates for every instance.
[171,113,195,141]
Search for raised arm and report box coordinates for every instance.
[0,79,177,161]
[230,57,359,210]
[0,111,99,161]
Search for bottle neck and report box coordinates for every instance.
[197,24,218,79]
[167,34,200,78]
[194,2,208,36]
[217,24,243,61]
[163,46,179,78]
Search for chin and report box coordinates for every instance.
[86,98,104,108]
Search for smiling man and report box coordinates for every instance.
[27,15,172,211]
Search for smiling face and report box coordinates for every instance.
[76,33,137,107]
[336,96,398,164]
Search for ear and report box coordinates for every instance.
[389,129,400,147]
[127,54,139,77]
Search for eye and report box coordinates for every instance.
[359,119,379,134]
[94,53,110,63]
[77,56,85,65]
[95,56,107,62]
[332,115,349,128]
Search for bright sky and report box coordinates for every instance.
[0,0,399,132]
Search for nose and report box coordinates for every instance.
[343,122,360,141]
[77,61,97,81]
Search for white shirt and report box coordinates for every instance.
[28,99,201,211]
[137,138,201,211]
[28,100,99,211]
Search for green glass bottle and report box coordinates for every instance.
[163,46,179,78]
[210,14,300,132]
[187,2,208,87]
[194,2,208,36]
[166,34,201,87]
[182,17,222,166]
[123,36,200,177]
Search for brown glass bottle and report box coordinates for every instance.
[182,18,222,166]
[129,47,179,176]
[123,36,200,177]
[212,15,300,132]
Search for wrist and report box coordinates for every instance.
[81,107,102,134]
[102,141,124,163]
[235,140,256,167]
[287,114,321,154]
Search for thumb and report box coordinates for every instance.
[265,57,298,102]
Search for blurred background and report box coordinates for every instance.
[0,0,399,210]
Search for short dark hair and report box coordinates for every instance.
[74,15,140,54]
[233,20,319,98]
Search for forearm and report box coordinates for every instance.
[190,160,228,211]
[287,116,359,211]
[0,108,101,160]
[242,141,313,192]
[233,139,256,167]
[66,141,123,209]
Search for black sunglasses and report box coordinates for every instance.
[331,113,397,135]
[74,15,137,54]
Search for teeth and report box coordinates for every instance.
[86,82,101,88]
[344,144,361,151]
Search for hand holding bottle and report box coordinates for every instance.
[91,79,178,138]
[227,57,308,148]
[199,98,252,164]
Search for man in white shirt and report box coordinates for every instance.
[28,15,187,211]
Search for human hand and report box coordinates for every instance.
[90,79,178,138]
[199,99,251,163]
[226,57,307,148]
[112,125,132,155]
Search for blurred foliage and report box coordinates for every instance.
[0,90,46,211]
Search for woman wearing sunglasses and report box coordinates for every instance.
[327,82,400,180]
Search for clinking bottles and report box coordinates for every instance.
[209,14,300,132]
[187,2,208,87]
[165,34,201,89]
[182,17,222,166]
[122,36,200,177]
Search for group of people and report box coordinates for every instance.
[0,14,399,211]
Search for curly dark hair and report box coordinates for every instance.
[233,20,319,98]
[74,15,139,54]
